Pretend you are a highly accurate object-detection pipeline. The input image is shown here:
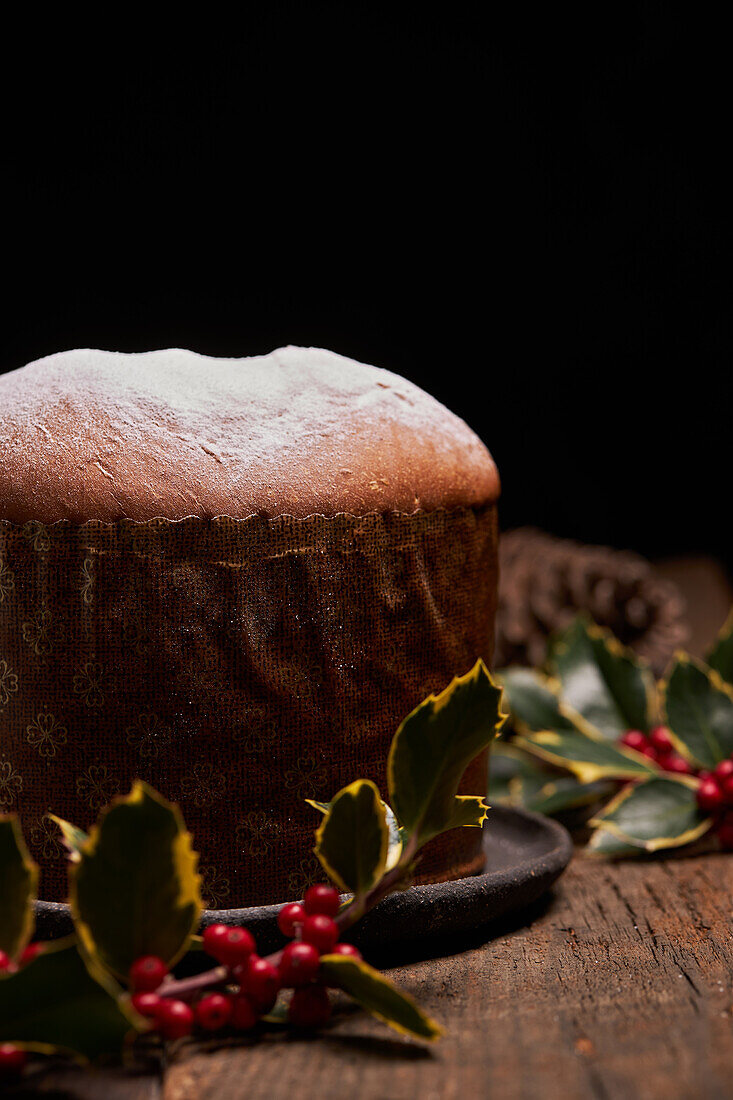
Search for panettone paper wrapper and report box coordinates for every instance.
[0,506,498,906]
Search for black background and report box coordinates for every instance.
[2,7,731,568]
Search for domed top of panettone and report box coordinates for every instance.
[0,346,499,523]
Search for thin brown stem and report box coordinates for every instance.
[158,833,420,1001]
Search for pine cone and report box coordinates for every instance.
[495,529,688,676]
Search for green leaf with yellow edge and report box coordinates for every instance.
[491,745,611,816]
[588,776,712,852]
[70,781,203,982]
[550,617,655,739]
[441,795,489,829]
[48,814,88,863]
[515,728,658,784]
[662,654,733,769]
[586,827,648,858]
[388,659,505,846]
[490,743,552,805]
[706,608,733,686]
[314,780,389,896]
[0,814,38,961]
[308,796,404,873]
[497,667,583,734]
[0,938,136,1061]
[320,954,442,1041]
[529,777,612,816]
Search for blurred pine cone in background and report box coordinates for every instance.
[495,529,688,676]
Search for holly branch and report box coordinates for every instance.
[0,659,504,1078]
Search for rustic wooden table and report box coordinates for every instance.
[11,559,733,1100]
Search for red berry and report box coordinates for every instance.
[209,926,255,968]
[716,814,733,850]
[720,775,733,804]
[19,942,45,966]
[640,744,660,762]
[302,914,339,954]
[129,955,168,992]
[664,754,694,775]
[231,994,260,1030]
[132,991,163,1019]
[714,759,733,781]
[288,985,332,1028]
[237,954,280,1011]
[649,726,673,753]
[329,942,362,960]
[621,730,647,752]
[195,992,233,1031]
[202,923,231,958]
[0,950,14,973]
[303,884,340,918]
[0,1043,27,1076]
[279,942,321,987]
[697,778,724,813]
[278,902,306,938]
[155,998,194,1040]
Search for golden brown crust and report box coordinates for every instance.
[0,346,499,523]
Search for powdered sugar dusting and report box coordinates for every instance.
[0,346,498,522]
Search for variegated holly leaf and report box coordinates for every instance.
[0,938,136,1061]
[308,797,404,873]
[705,609,733,688]
[529,777,612,816]
[662,654,733,770]
[320,955,442,1040]
[496,667,581,734]
[48,814,88,863]
[313,780,389,896]
[70,782,203,982]
[588,776,712,852]
[388,659,504,846]
[0,815,38,961]
[515,728,658,784]
[549,617,655,739]
[586,827,647,858]
[491,743,554,803]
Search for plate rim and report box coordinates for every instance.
[34,806,573,946]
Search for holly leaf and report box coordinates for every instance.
[48,814,88,863]
[388,659,505,846]
[320,954,442,1041]
[515,728,658,783]
[528,777,612,816]
[308,796,404,873]
[0,938,136,1061]
[662,654,733,769]
[313,780,389,896]
[492,745,611,815]
[497,667,582,733]
[70,782,203,982]
[706,609,733,686]
[0,814,38,961]
[550,618,655,739]
[490,743,552,804]
[588,776,712,852]
[586,827,648,858]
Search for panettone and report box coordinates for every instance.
[0,346,500,906]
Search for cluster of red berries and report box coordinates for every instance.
[128,884,359,1040]
[0,942,47,1076]
[695,759,733,850]
[620,726,694,775]
[620,727,733,851]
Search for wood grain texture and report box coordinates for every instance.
[155,854,733,1100]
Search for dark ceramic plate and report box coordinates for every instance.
[34,806,572,954]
